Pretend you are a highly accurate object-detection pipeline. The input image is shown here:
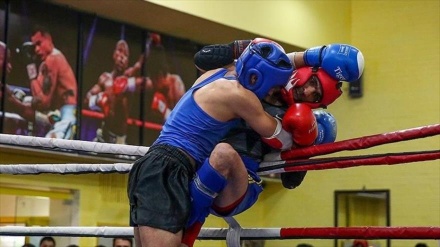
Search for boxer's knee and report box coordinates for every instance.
[210,143,242,177]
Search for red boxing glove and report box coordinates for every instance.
[89,92,110,117]
[149,33,162,45]
[113,76,128,95]
[283,103,318,146]
[151,92,171,118]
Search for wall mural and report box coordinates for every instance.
[0,0,200,159]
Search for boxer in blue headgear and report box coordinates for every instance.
[128,37,299,247]
[235,38,293,99]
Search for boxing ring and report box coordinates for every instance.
[0,124,439,246]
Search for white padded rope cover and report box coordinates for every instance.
[0,163,133,174]
[0,134,149,156]
[0,226,278,239]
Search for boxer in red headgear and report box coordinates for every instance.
[281,66,342,109]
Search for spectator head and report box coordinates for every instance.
[415,243,428,247]
[112,237,132,247]
[39,236,56,247]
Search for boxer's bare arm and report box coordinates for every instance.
[286,52,306,69]
[195,78,278,138]
[124,54,144,77]
[83,72,109,108]
[86,73,107,100]
[228,86,278,138]
[135,77,154,92]
[30,56,59,111]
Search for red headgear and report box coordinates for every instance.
[281,67,342,108]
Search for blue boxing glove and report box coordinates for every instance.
[313,110,337,144]
[304,44,364,82]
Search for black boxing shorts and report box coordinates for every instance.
[127,144,195,233]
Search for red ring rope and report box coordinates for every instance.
[281,124,440,160]
[278,227,440,239]
[81,109,162,130]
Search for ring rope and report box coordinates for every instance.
[0,124,438,175]
[258,150,440,174]
[0,226,439,239]
[0,163,132,175]
[0,124,437,160]
[278,124,440,160]
[1,150,439,175]
[0,133,149,156]
[82,109,163,131]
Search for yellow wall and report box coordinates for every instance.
[0,147,130,247]
[223,1,440,247]
[0,172,129,247]
[1,1,439,247]
[148,0,352,48]
[189,1,440,246]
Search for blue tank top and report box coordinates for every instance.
[154,69,240,167]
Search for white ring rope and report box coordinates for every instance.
[0,226,273,239]
[0,163,132,174]
[0,134,149,156]
[0,226,133,237]
[1,226,439,239]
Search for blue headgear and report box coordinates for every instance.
[235,39,293,99]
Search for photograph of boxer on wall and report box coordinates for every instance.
[80,15,199,150]
[80,15,144,148]
[0,0,7,131]
[1,0,78,139]
[141,34,198,146]
[1,0,199,157]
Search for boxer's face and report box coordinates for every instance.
[31,31,52,61]
[294,76,322,103]
[113,42,129,72]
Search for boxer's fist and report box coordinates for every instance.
[113,76,136,94]
[230,39,252,59]
[304,44,364,82]
[281,171,307,189]
[113,76,128,95]
[194,39,252,71]
[282,103,318,147]
[313,110,337,144]
[151,92,171,119]
[12,88,27,102]
[89,92,110,116]
[16,42,38,80]
[149,33,161,46]
[262,104,318,150]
